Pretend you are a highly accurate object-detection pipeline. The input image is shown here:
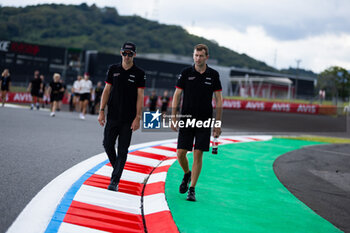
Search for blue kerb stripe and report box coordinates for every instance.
[44,159,108,233]
[44,143,169,232]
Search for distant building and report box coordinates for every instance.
[0,39,315,99]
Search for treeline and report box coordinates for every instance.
[0,3,315,76]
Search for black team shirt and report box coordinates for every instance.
[1,75,11,90]
[106,63,146,124]
[176,65,222,120]
[49,81,63,94]
[31,77,42,92]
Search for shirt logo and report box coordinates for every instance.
[188,76,196,80]
[113,73,120,77]
[204,82,212,85]
[128,79,135,83]
[143,110,161,129]
[206,77,212,80]
[130,74,135,78]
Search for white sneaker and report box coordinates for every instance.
[50,112,55,117]
[79,113,85,120]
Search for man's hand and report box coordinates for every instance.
[98,111,106,127]
[213,126,222,138]
[131,116,141,131]
[171,117,178,132]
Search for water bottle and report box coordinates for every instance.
[212,137,218,154]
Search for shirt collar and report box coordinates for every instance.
[192,64,209,75]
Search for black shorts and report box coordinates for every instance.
[38,91,44,98]
[80,93,90,101]
[50,93,61,102]
[58,92,64,101]
[1,86,9,91]
[31,89,40,97]
[177,127,211,151]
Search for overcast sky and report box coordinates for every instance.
[2,0,350,73]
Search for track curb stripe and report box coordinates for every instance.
[7,136,271,233]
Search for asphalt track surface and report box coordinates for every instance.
[0,106,178,233]
[0,105,349,232]
[274,143,350,232]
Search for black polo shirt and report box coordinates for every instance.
[49,81,63,94]
[1,75,11,90]
[31,77,42,91]
[176,65,222,120]
[106,63,146,124]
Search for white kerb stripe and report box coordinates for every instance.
[58,222,109,233]
[74,185,141,215]
[138,147,176,157]
[158,143,177,149]
[143,193,169,215]
[95,166,149,184]
[147,172,167,184]
[158,159,177,167]
[127,154,161,167]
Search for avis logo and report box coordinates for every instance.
[143,110,162,129]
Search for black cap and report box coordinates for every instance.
[121,42,136,53]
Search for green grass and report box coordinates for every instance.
[165,138,341,233]
[10,86,27,92]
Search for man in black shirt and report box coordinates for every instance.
[27,70,43,110]
[171,44,223,201]
[160,90,170,115]
[149,90,158,111]
[98,42,145,192]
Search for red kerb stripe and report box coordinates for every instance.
[63,201,144,233]
[222,138,242,142]
[144,211,179,233]
[129,151,168,160]
[152,145,177,152]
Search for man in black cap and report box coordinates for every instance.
[98,42,146,191]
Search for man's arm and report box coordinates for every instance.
[213,91,223,137]
[131,88,144,131]
[171,88,182,132]
[98,83,111,127]
[27,82,32,92]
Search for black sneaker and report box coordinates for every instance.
[179,171,191,194]
[187,187,196,201]
[107,181,118,192]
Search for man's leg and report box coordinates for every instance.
[178,149,193,194]
[110,124,132,188]
[190,149,203,188]
[30,95,35,109]
[103,121,120,190]
[177,149,189,174]
[187,128,210,201]
[177,128,194,194]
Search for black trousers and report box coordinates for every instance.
[103,121,132,184]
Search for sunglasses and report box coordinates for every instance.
[122,51,134,57]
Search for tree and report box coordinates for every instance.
[318,66,350,102]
